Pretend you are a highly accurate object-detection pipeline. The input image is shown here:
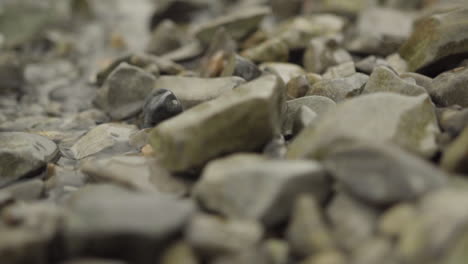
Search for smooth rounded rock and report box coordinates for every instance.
[141,89,183,129]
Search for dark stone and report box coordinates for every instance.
[141,89,183,129]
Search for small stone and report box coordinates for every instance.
[324,141,446,205]
[283,96,336,136]
[441,126,468,173]
[274,15,347,50]
[346,7,413,56]
[61,259,127,264]
[153,76,245,109]
[288,93,440,160]
[322,61,356,79]
[68,123,138,160]
[81,155,189,196]
[193,7,271,46]
[379,203,417,239]
[149,74,284,172]
[95,53,183,86]
[186,213,263,256]
[399,8,468,75]
[307,73,369,102]
[350,237,395,264]
[159,241,199,264]
[438,107,468,138]
[286,73,322,99]
[64,184,195,263]
[263,135,287,159]
[427,66,468,107]
[0,132,58,187]
[259,62,305,84]
[303,0,378,17]
[194,154,329,226]
[140,89,183,129]
[400,72,433,89]
[363,66,427,96]
[44,166,86,203]
[293,106,318,135]
[0,202,65,264]
[355,56,389,75]
[242,38,289,63]
[221,54,262,81]
[385,53,408,74]
[286,195,335,257]
[1,179,44,201]
[300,250,347,264]
[0,54,24,95]
[146,19,187,56]
[303,36,352,74]
[95,63,157,120]
[326,193,379,251]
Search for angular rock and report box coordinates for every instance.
[324,141,446,205]
[355,55,389,75]
[363,66,427,96]
[441,126,468,173]
[346,7,413,56]
[300,251,347,264]
[259,63,305,84]
[149,74,284,172]
[274,15,347,50]
[194,154,329,226]
[283,96,336,136]
[428,66,468,107]
[322,61,356,79]
[141,89,183,129]
[399,8,468,74]
[303,36,352,74]
[64,185,195,263]
[293,106,318,135]
[400,72,433,89]
[286,195,335,257]
[146,19,187,56]
[242,38,289,63]
[68,123,138,160]
[395,188,468,263]
[303,0,378,17]
[186,214,263,256]
[0,202,65,264]
[0,132,58,187]
[81,155,189,196]
[221,54,262,81]
[159,241,199,264]
[378,203,417,239]
[286,73,322,99]
[95,63,157,120]
[1,179,44,201]
[288,93,440,159]
[307,73,369,102]
[153,76,245,109]
[45,165,87,203]
[193,7,271,46]
[326,193,379,251]
[350,237,395,264]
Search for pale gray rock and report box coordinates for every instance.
[194,154,329,226]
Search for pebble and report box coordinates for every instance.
[288,93,440,160]
[95,63,157,120]
[194,154,329,226]
[149,74,284,172]
[67,123,138,160]
[153,76,245,109]
[428,66,468,107]
[363,66,427,96]
[0,132,58,187]
[140,89,183,129]
[307,73,369,102]
[324,141,446,205]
